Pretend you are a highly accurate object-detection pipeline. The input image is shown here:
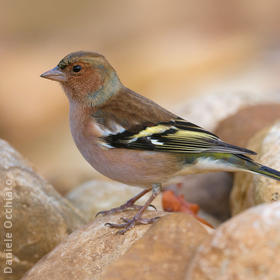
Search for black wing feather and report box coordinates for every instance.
[104,118,256,155]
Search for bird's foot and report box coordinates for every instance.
[96,203,157,217]
[96,188,155,216]
[102,184,161,234]
[105,216,160,234]
[96,204,143,216]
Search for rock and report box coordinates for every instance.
[231,121,280,215]
[168,172,233,221]
[103,213,210,280]
[0,139,86,280]
[178,92,280,131]
[66,180,163,222]
[215,104,280,148]
[186,202,280,280]
[22,210,166,280]
[198,210,222,228]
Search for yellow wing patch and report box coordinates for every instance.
[131,124,171,139]
[167,130,217,140]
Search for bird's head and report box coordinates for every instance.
[40,51,122,106]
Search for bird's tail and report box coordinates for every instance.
[235,154,280,181]
[250,164,280,181]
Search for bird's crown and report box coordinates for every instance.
[58,51,106,69]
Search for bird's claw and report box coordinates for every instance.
[96,203,157,217]
[148,204,157,211]
[105,216,160,234]
[96,204,143,217]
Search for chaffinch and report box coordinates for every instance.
[41,51,280,233]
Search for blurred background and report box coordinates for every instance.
[1,0,280,194]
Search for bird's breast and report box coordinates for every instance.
[68,104,184,186]
[69,113,182,186]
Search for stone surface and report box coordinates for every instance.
[66,180,163,222]
[0,139,86,280]
[22,210,166,280]
[168,172,233,221]
[186,202,280,280]
[231,121,280,215]
[215,104,280,148]
[198,210,221,228]
[103,213,210,280]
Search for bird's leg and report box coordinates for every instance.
[96,187,153,216]
[105,183,161,234]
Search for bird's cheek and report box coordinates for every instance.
[88,71,104,93]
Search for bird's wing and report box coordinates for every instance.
[103,118,256,155]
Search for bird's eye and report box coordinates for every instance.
[72,65,82,73]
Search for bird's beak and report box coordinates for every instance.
[40,66,67,82]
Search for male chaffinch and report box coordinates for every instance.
[41,51,280,233]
